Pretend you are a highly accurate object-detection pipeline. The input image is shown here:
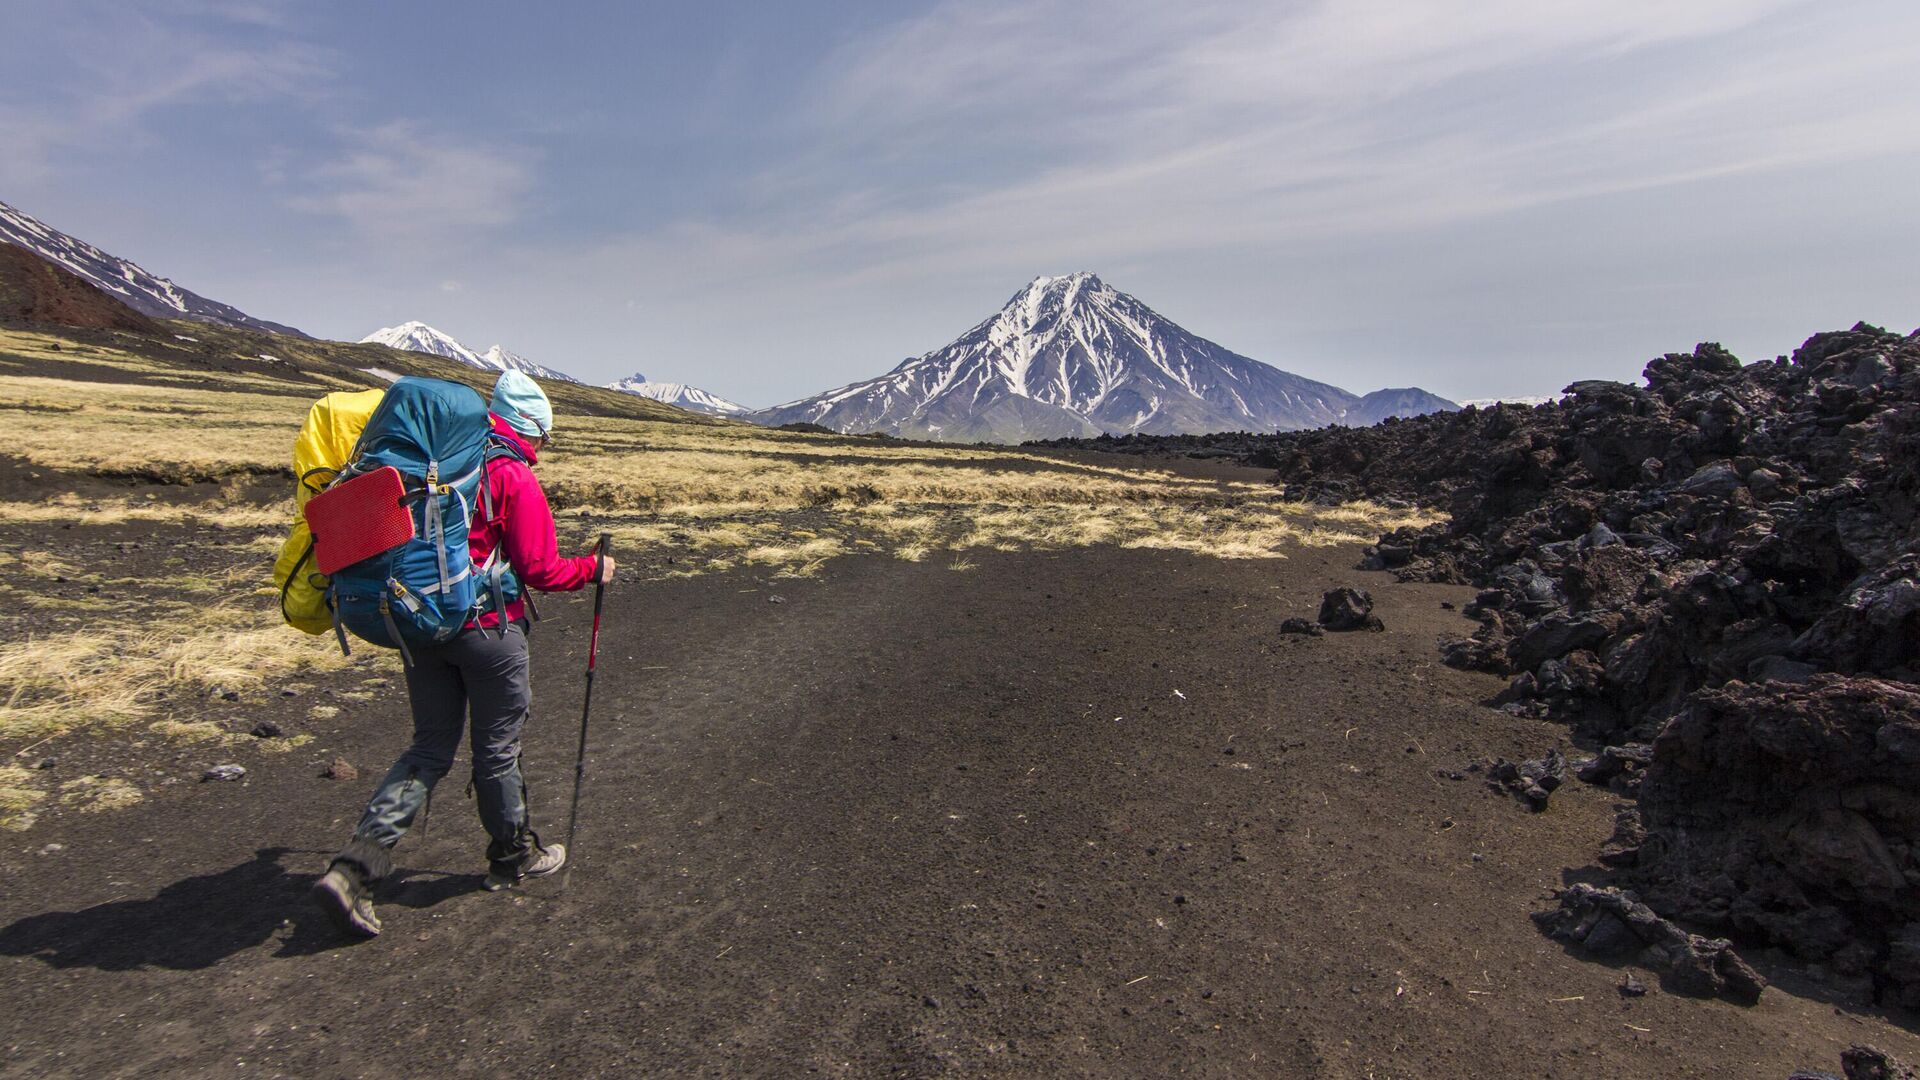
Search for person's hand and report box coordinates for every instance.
[596,553,617,585]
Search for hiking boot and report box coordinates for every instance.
[484,841,566,891]
[312,863,381,937]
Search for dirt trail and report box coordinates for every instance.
[4,545,1916,1078]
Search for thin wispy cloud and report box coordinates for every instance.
[284,122,537,241]
[0,2,327,188]
[710,0,1908,276]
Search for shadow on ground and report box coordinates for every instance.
[0,848,486,971]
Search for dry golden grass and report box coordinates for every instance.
[569,496,1437,578]
[0,495,293,529]
[528,414,1439,576]
[0,610,361,742]
[0,374,309,481]
[523,416,1441,576]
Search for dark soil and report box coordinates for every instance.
[5,545,1918,1078]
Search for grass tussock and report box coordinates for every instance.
[0,495,293,529]
[59,775,143,813]
[0,764,44,831]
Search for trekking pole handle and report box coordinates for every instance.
[587,533,611,674]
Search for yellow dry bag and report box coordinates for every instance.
[272,387,386,634]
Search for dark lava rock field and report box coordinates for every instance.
[1040,323,1920,1007]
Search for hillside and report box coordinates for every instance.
[0,243,160,334]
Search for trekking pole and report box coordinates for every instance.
[561,532,611,890]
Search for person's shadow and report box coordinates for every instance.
[0,847,484,970]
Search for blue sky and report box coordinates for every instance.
[3,0,1917,406]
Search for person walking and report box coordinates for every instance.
[312,370,615,937]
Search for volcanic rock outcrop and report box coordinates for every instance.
[1074,323,1920,1002]
[1360,325,1918,1001]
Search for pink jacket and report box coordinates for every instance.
[469,414,598,628]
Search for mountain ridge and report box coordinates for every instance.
[0,198,305,336]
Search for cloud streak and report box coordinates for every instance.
[0,1,328,188]
[284,122,537,241]
[631,0,1907,280]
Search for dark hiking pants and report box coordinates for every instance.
[336,621,539,881]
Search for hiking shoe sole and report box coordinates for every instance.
[312,868,381,937]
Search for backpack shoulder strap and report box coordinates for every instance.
[478,433,528,523]
[485,430,529,460]
[474,432,539,635]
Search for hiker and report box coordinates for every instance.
[313,370,615,937]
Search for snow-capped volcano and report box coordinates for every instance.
[0,198,304,335]
[752,272,1452,442]
[359,321,579,383]
[604,373,748,417]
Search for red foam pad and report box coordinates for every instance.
[304,466,415,574]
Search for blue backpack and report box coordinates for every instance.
[323,377,528,663]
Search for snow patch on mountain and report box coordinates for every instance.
[0,198,304,336]
[605,373,748,416]
[358,321,579,383]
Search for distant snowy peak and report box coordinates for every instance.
[755,271,1413,442]
[0,197,304,335]
[358,321,579,383]
[605,373,748,416]
[360,321,480,365]
[477,344,577,383]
